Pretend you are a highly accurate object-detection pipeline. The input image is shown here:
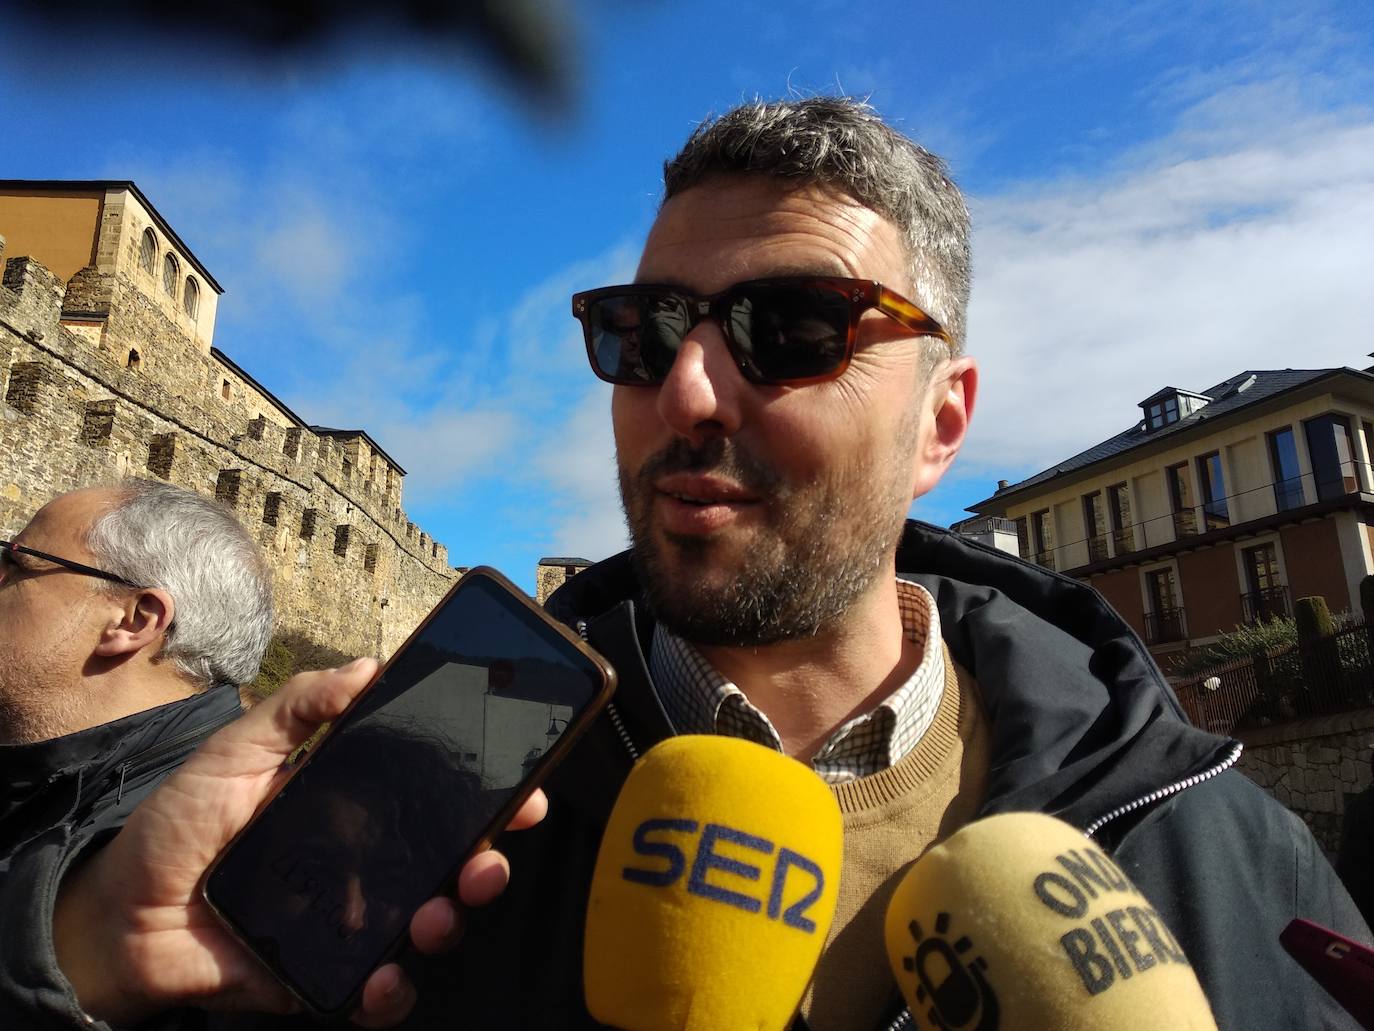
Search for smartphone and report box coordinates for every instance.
[1279,917,1374,1029]
[202,566,616,1017]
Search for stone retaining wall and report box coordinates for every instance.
[1237,707,1374,856]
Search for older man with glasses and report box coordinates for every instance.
[0,480,270,1016]
[21,98,1371,1031]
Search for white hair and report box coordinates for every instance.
[85,478,274,687]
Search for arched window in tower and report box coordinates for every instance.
[162,253,179,297]
[139,229,157,274]
[127,349,142,371]
[183,276,199,319]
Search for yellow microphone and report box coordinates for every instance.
[584,735,843,1031]
[884,812,1217,1030]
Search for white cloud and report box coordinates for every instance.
[257,208,353,305]
[534,384,627,560]
[961,101,1374,486]
[275,239,639,547]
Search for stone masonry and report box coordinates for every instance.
[1237,708,1374,857]
[535,557,593,605]
[0,231,456,663]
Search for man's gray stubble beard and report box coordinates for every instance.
[618,433,915,648]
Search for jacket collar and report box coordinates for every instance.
[0,684,243,816]
[543,522,1235,830]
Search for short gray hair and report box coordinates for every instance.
[663,96,972,353]
[85,479,274,688]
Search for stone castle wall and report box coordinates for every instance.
[0,238,455,663]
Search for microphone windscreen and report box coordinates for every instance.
[584,735,842,1031]
[884,812,1217,1030]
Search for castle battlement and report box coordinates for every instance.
[0,194,457,660]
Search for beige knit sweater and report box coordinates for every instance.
[800,646,990,1031]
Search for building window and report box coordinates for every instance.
[1167,463,1197,538]
[1241,542,1288,623]
[263,492,281,527]
[1364,421,1374,489]
[221,378,231,400]
[1196,451,1229,530]
[1031,509,1054,569]
[1108,482,1134,553]
[1267,427,1304,511]
[334,525,351,558]
[1147,396,1180,430]
[1082,492,1107,563]
[300,508,317,540]
[126,348,141,371]
[364,543,379,574]
[162,253,179,297]
[139,229,157,274]
[1304,414,1357,501]
[1014,516,1030,560]
[1144,567,1186,644]
[183,276,199,319]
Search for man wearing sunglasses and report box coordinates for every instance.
[24,98,1366,1031]
[477,97,1368,1030]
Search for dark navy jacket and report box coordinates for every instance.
[0,685,242,1031]
[427,521,1369,1030]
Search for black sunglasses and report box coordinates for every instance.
[0,540,139,588]
[571,276,950,387]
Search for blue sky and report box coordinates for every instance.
[4,1,1373,592]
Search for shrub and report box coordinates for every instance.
[245,630,354,702]
[1169,616,1297,677]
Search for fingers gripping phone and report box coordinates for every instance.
[202,567,616,1017]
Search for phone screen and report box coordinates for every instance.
[204,569,612,1015]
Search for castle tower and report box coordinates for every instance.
[0,180,221,356]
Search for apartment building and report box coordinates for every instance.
[968,364,1374,664]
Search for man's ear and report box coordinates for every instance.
[910,355,978,500]
[93,588,176,659]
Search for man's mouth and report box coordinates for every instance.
[654,475,757,506]
[652,475,760,532]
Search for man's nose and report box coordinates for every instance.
[340,874,367,934]
[655,321,745,447]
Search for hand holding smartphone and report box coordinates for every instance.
[202,567,616,1017]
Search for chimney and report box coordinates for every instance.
[997,479,1010,491]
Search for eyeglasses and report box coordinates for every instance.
[0,540,139,588]
[571,276,950,387]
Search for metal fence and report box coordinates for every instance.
[1173,621,1374,735]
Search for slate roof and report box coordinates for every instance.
[971,367,1363,510]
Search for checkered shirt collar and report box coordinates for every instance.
[649,580,945,784]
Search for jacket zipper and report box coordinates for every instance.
[114,704,242,804]
[870,741,1244,1031]
[1083,740,1243,839]
[578,619,640,762]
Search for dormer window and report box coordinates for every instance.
[1139,388,1211,433]
[1147,396,1179,430]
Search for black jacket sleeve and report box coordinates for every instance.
[1117,770,1371,1031]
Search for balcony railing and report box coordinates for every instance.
[1087,533,1108,563]
[1110,527,1135,554]
[1172,510,1197,538]
[1241,586,1291,624]
[1273,477,1306,512]
[1145,607,1188,645]
[1033,550,1054,570]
